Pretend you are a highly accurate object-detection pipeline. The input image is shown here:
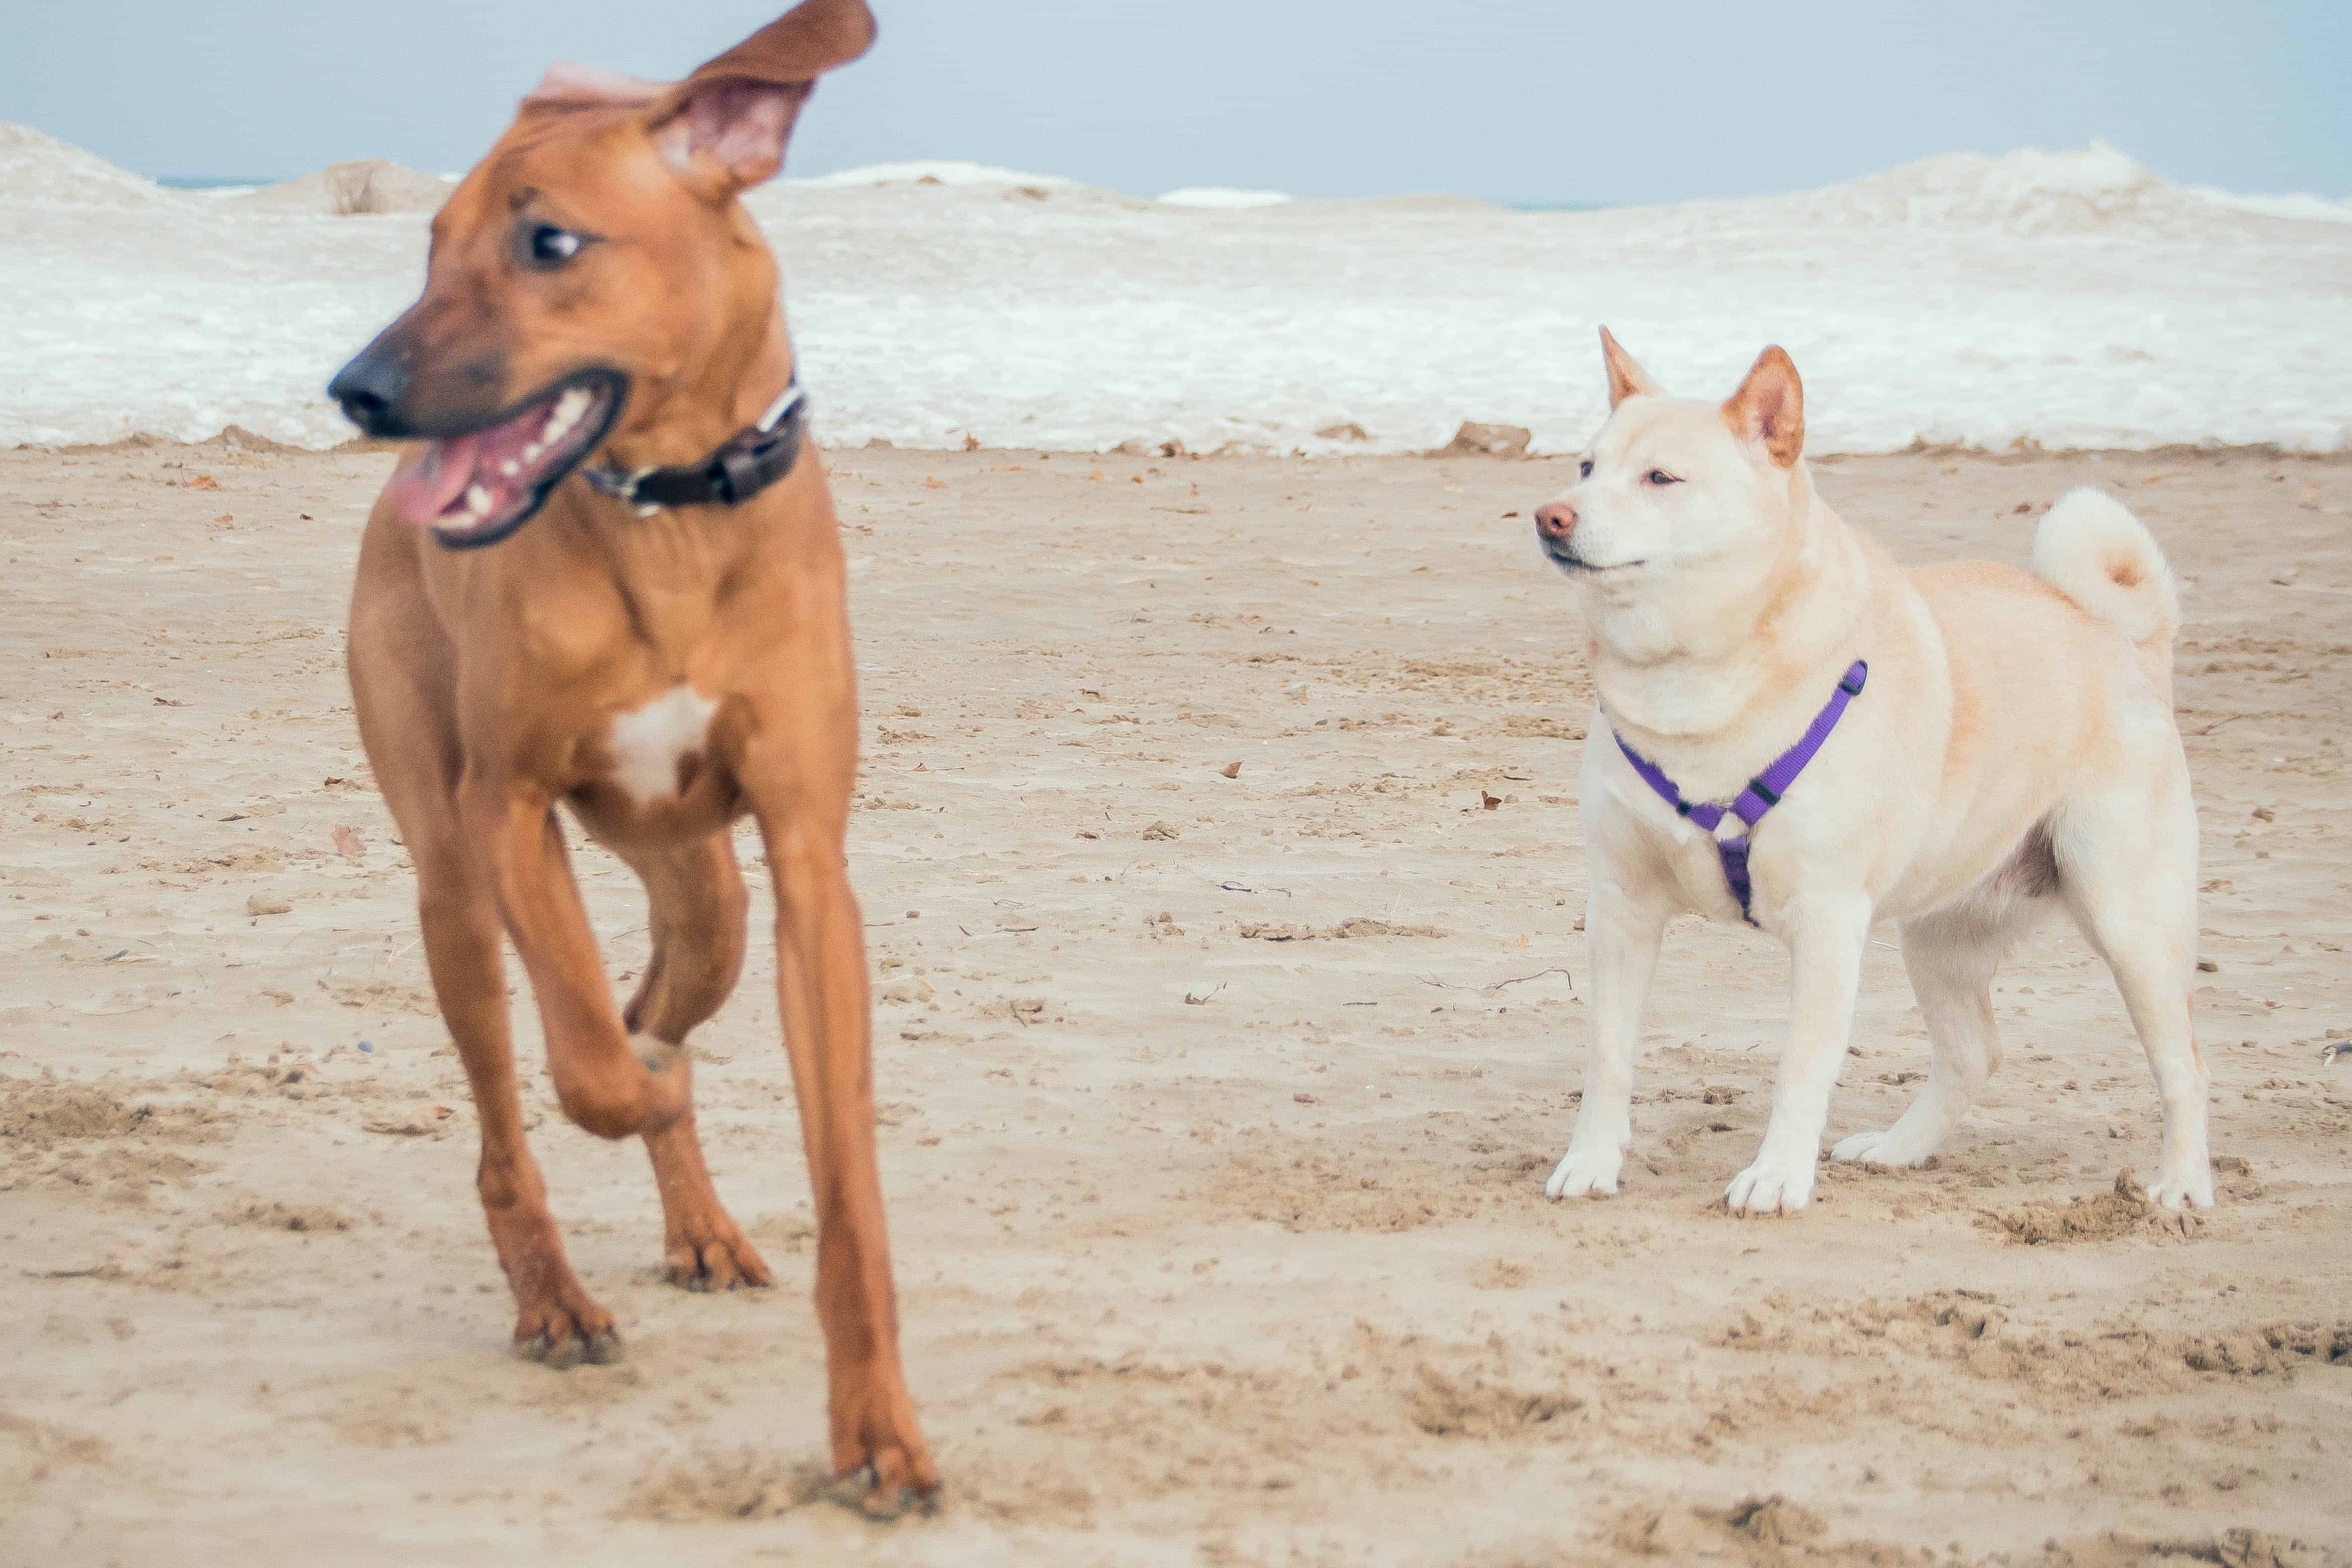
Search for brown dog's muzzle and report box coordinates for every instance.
[328,310,628,550]
[328,312,509,442]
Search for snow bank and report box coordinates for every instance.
[3,129,2346,456]
[1158,187,1294,209]
[0,123,167,206]
[789,159,1078,190]
[2186,185,2352,226]
[232,160,456,216]
[1609,142,2346,243]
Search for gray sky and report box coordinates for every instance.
[10,1,2348,203]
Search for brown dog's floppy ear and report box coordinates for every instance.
[648,0,878,196]
[1599,326,1663,408]
[1721,345,1805,467]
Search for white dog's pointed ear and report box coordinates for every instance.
[1599,326,1663,409]
[1722,345,1805,467]
[646,0,877,196]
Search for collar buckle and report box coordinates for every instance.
[583,374,804,517]
[586,462,656,504]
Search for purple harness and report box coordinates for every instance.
[1613,661,1868,927]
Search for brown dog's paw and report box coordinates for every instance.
[663,1223,774,1293]
[831,1374,939,1514]
[828,1460,940,1521]
[512,1287,621,1369]
[519,1324,622,1369]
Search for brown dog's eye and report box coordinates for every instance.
[522,224,586,270]
[1579,459,1594,478]
[1645,469,1680,486]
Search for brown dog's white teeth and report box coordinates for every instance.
[542,387,592,444]
[464,484,495,515]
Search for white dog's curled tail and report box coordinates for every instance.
[2033,486,2180,672]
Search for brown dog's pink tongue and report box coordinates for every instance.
[383,436,484,527]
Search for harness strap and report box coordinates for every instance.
[1613,660,1868,927]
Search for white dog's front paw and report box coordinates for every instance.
[1829,1121,1942,1169]
[2146,1159,2216,1212]
[1545,1140,1625,1200]
[1725,1149,1817,1216]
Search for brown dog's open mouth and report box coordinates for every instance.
[383,370,626,549]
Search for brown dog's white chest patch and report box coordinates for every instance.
[605,685,717,806]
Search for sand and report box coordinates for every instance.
[2,442,2348,1566]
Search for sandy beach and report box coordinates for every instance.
[3,441,2348,1566]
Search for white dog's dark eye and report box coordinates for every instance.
[1579,459,1594,478]
[523,225,584,269]
[1645,469,1680,486]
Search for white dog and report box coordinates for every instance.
[1531,330,2210,1215]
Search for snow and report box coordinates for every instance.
[1609,142,2342,243]
[229,160,457,215]
[2185,186,2352,226]
[1157,187,1295,209]
[788,159,1077,190]
[1,123,169,207]
[4,129,2347,457]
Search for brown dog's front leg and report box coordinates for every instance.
[757,804,937,1507]
[411,828,618,1366]
[463,780,692,1139]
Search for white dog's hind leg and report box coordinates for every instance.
[1546,876,1668,1200]
[1832,899,2041,1168]
[1727,893,1872,1216]
[2054,786,2212,1210]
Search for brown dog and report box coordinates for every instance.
[327,0,933,1505]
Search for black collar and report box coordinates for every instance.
[584,378,807,513]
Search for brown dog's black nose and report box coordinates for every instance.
[1534,500,1578,540]
[328,343,411,438]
